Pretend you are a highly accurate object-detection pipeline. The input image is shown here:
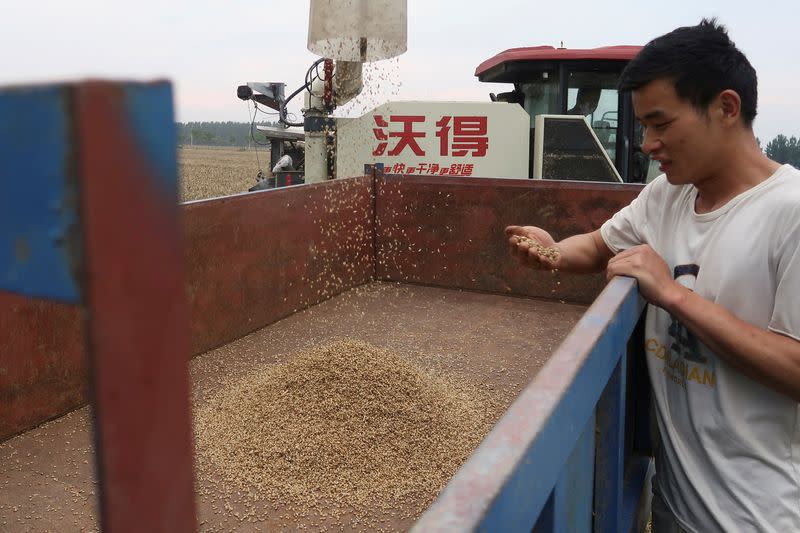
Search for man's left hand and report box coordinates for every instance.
[606,245,682,309]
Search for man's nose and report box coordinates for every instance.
[641,128,661,155]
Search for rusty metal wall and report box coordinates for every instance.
[375,175,642,303]
[1,174,639,442]
[0,294,85,440]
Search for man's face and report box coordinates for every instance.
[578,88,601,114]
[632,79,720,185]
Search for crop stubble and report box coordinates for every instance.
[179,146,263,202]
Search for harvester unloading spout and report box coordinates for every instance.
[303,0,408,183]
[237,0,408,187]
[307,0,407,63]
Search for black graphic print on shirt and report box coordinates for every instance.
[668,264,707,364]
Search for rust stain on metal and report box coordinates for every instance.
[0,292,86,441]
[74,80,196,533]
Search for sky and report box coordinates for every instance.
[2,1,797,143]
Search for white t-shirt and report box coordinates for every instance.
[600,164,800,532]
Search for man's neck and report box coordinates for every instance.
[694,133,781,214]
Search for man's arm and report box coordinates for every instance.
[558,230,616,273]
[506,226,615,273]
[607,244,800,402]
[667,285,800,402]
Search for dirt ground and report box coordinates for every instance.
[179,146,268,202]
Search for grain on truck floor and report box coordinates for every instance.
[0,283,585,532]
[193,338,501,529]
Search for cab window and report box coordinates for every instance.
[566,71,620,164]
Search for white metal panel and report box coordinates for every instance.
[336,101,530,179]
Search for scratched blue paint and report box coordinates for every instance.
[0,85,80,303]
[450,279,646,533]
[532,413,596,533]
[123,83,178,201]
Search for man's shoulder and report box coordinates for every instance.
[751,166,800,241]
[764,165,800,206]
[773,164,800,189]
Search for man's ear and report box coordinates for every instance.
[716,89,742,126]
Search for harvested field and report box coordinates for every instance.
[179,146,266,202]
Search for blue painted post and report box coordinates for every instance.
[0,86,81,303]
[594,351,628,533]
[531,413,596,533]
[563,412,596,533]
[532,486,558,533]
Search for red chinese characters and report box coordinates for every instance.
[373,115,426,156]
[372,115,489,158]
[435,116,488,157]
[388,162,475,177]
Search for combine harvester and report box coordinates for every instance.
[241,1,659,190]
[0,1,653,531]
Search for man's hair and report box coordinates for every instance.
[619,19,758,127]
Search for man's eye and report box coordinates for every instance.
[653,121,672,131]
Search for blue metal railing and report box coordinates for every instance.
[413,276,650,533]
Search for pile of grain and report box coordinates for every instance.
[194,338,497,523]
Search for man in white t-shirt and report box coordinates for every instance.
[507,19,800,533]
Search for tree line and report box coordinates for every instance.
[177,121,279,147]
[763,135,800,167]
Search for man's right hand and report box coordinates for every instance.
[505,225,561,271]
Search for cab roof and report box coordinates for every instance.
[475,45,642,82]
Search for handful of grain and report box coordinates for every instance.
[514,235,561,262]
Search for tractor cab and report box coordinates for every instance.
[476,45,657,183]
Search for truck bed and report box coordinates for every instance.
[0,282,585,532]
